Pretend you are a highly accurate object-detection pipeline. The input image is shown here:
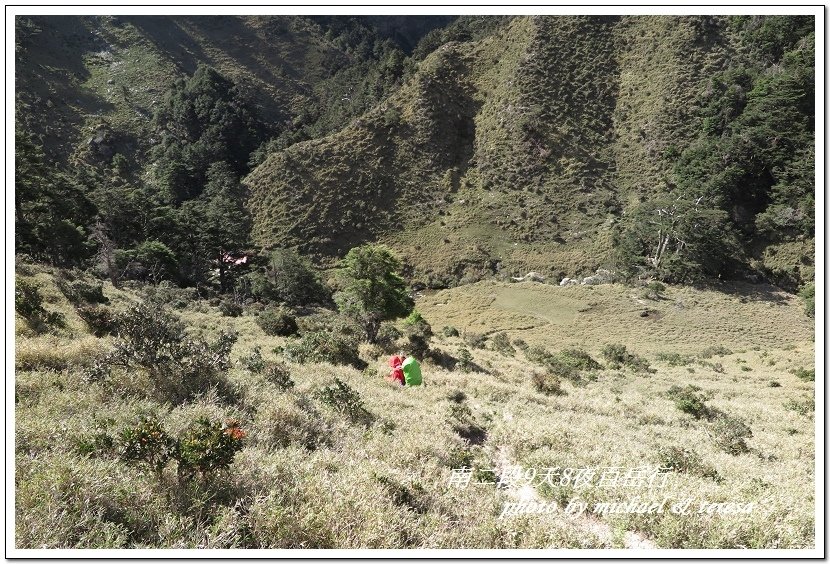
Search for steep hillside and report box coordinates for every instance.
[245,16,740,283]
[14,15,425,168]
[15,14,815,293]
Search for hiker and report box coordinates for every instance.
[387,353,424,386]
[401,355,423,386]
[387,354,405,385]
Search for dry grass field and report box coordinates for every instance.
[14,266,816,549]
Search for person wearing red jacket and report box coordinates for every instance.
[387,354,405,385]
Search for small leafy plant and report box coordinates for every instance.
[666,385,713,419]
[315,378,372,424]
[177,417,247,481]
[119,416,178,478]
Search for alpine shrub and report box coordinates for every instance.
[282,331,363,368]
[177,417,247,481]
[315,378,372,424]
[256,307,298,336]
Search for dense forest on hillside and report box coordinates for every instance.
[15,15,815,297]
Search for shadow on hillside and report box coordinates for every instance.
[122,16,207,74]
[693,281,792,305]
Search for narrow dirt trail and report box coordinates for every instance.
[493,445,658,549]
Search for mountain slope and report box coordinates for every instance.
[244,16,741,284]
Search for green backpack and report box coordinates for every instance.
[402,357,422,386]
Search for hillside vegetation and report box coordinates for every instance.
[245,15,814,291]
[15,15,814,293]
[13,15,817,550]
[15,262,815,548]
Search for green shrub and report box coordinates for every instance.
[404,310,425,325]
[525,345,552,364]
[768,380,781,388]
[545,358,579,382]
[656,352,693,366]
[464,332,487,349]
[76,305,116,337]
[699,345,732,359]
[15,278,44,319]
[15,278,65,333]
[792,367,815,382]
[264,361,294,391]
[666,385,712,419]
[376,322,402,350]
[177,417,246,481]
[56,276,107,305]
[241,346,266,373]
[601,343,629,366]
[315,378,372,424]
[783,398,815,416]
[602,343,652,372]
[218,300,243,317]
[798,282,815,318]
[457,346,473,373]
[532,372,566,396]
[91,302,237,403]
[405,316,432,359]
[558,348,601,371]
[442,325,460,338]
[512,337,528,350]
[643,281,666,300]
[490,332,514,356]
[656,445,720,480]
[282,330,363,367]
[709,415,752,455]
[256,307,298,336]
[118,416,177,477]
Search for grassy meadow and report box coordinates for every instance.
[13,263,816,550]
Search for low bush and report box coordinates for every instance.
[264,361,294,391]
[792,367,815,382]
[656,446,720,480]
[512,337,528,350]
[282,331,364,368]
[457,346,473,373]
[404,315,432,359]
[218,300,243,318]
[699,345,732,359]
[56,275,107,305]
[708,415,752,455]
[490,332,514,356]
[464,332,487,349]
[314,378,372,424]
[88,302,237,403]
[601,343,652,373]
[256,307,298,336]
[376,322,402,351]
[558,348,601,371]
[532,371,566,396]
[656,352,693,366]
[15,279,65,334]
[76,305,116,337]
[798,282,815,318]
[783,398,815,416]
[666,385,713,419]
[241,346,266,373]
[442,325,460,338]
[642,281,666,300]
[119,416,177,478]
[177,417,247,481]
[525,345,551,364]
